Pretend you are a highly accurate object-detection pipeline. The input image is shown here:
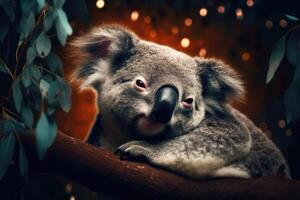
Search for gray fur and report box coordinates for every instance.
[72,25,290,179]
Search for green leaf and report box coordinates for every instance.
[0,20,9,42]
[284,79,300,123]
[35,31,51,58]
[286,27,300,67]
[0,133,16,180]
[1,118,25,133]
[21,106,34,128]
[58,78,71,112]
[29,64,42,80]
[13,79,23,112]
[266,35,287,83]
[36,112,57,159]
[40,79,50,97]
[23,11,35,37]
[285,15,299,21]
[2,2,15,22]
[19,141,28,177]
[37,0,45,12]
[47,52,63,75]
[26,47,37,65]
[55,9,73,46]
[21,66,32,88]
[44,7,57,31]
[53,0,66,8]
[0,59,12,77]
[20,0,36,14]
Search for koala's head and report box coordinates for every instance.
[72,25,244,140]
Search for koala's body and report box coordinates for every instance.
[73,25,290,179]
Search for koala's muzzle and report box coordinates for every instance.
[150,85,179,124]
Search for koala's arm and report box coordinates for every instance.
[116,115,252,179]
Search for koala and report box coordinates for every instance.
[72,25,290,179]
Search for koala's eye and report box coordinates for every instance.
[182,96,194,109]
[134,77,148,92]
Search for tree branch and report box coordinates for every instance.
[20,131,300,200]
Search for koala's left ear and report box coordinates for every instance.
[195,57,245,113]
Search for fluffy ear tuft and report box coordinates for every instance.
[70,25,136,89]
[195,57,245,114]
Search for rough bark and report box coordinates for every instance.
[19,131,300,200]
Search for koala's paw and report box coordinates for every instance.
[115,141,153,161]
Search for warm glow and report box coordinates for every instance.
[279,19,287,27]
[246,0,254,7]
[235,8,243,20]
[149,30,157,38]
[131,11,139,21]
[65,184,72,193]
[265,20,273,29]
[199,48,207,57]
[241,52,251,61]
[217,5,225,14]
[184,18,193,26]
[144,16,151,24]
[171,26,179,34]
[96,0,105,9]
[199,8,208,17]
[181,38,190,48]
[70,196,75,200]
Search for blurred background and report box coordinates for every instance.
[57,0,300,180]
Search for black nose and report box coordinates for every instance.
[150,85,179,124]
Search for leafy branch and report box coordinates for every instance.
[0,0,88,180]
[266,14,300,124]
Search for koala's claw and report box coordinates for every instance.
[115,142,152,161]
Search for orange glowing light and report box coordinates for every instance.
[199,8,208,17]
[199,48,207,57]
[96,0,105,9]
[181,38,190,48]
[184,18,193,26]
[235,8,243,20]
[171,26,179,34]
[217,5,225,14]
[241,52,251,61]
[131,11,139,21]
[150,30,157,38]
[246,0,254,7]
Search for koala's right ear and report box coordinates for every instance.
[71,25,137,89]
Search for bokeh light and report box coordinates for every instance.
[181,38,190,48]
[184,18,193,26]
[96,0,105,9]
[171,26,179,34]
[236,8,243,20]
[279,19,287,27]
[246,0,254,7]
[131,10,139,21]
[199,8,208,17]
[265,20,273,28]
[217,5,225,14]
[199,48,207,57]
[241,52,251,61]
[144,16,151,24]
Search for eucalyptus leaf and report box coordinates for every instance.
[286,27,300,67]
[0,20,9,42]
[24,11,35,36]
[284,79,300,123]
[36,112,50,159]
[0,59,11,76]
[58,78,71,112]
[19,141,28,176]
[29,64,42,80]
[21,66,32,88]
[21,106,34,128]
[0,133,16,180]
[285,15,299,21]
[2,2,15,22]
[53,0,66,8]
[35,31,51,58]
[40,79,50,97]
[37,0,45,12]
[47,52,63,75]
[13,79,23,112]
[55,9,73,46]
[266,35,287,83]
[26,47,37,65]
[44,7,57,31]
